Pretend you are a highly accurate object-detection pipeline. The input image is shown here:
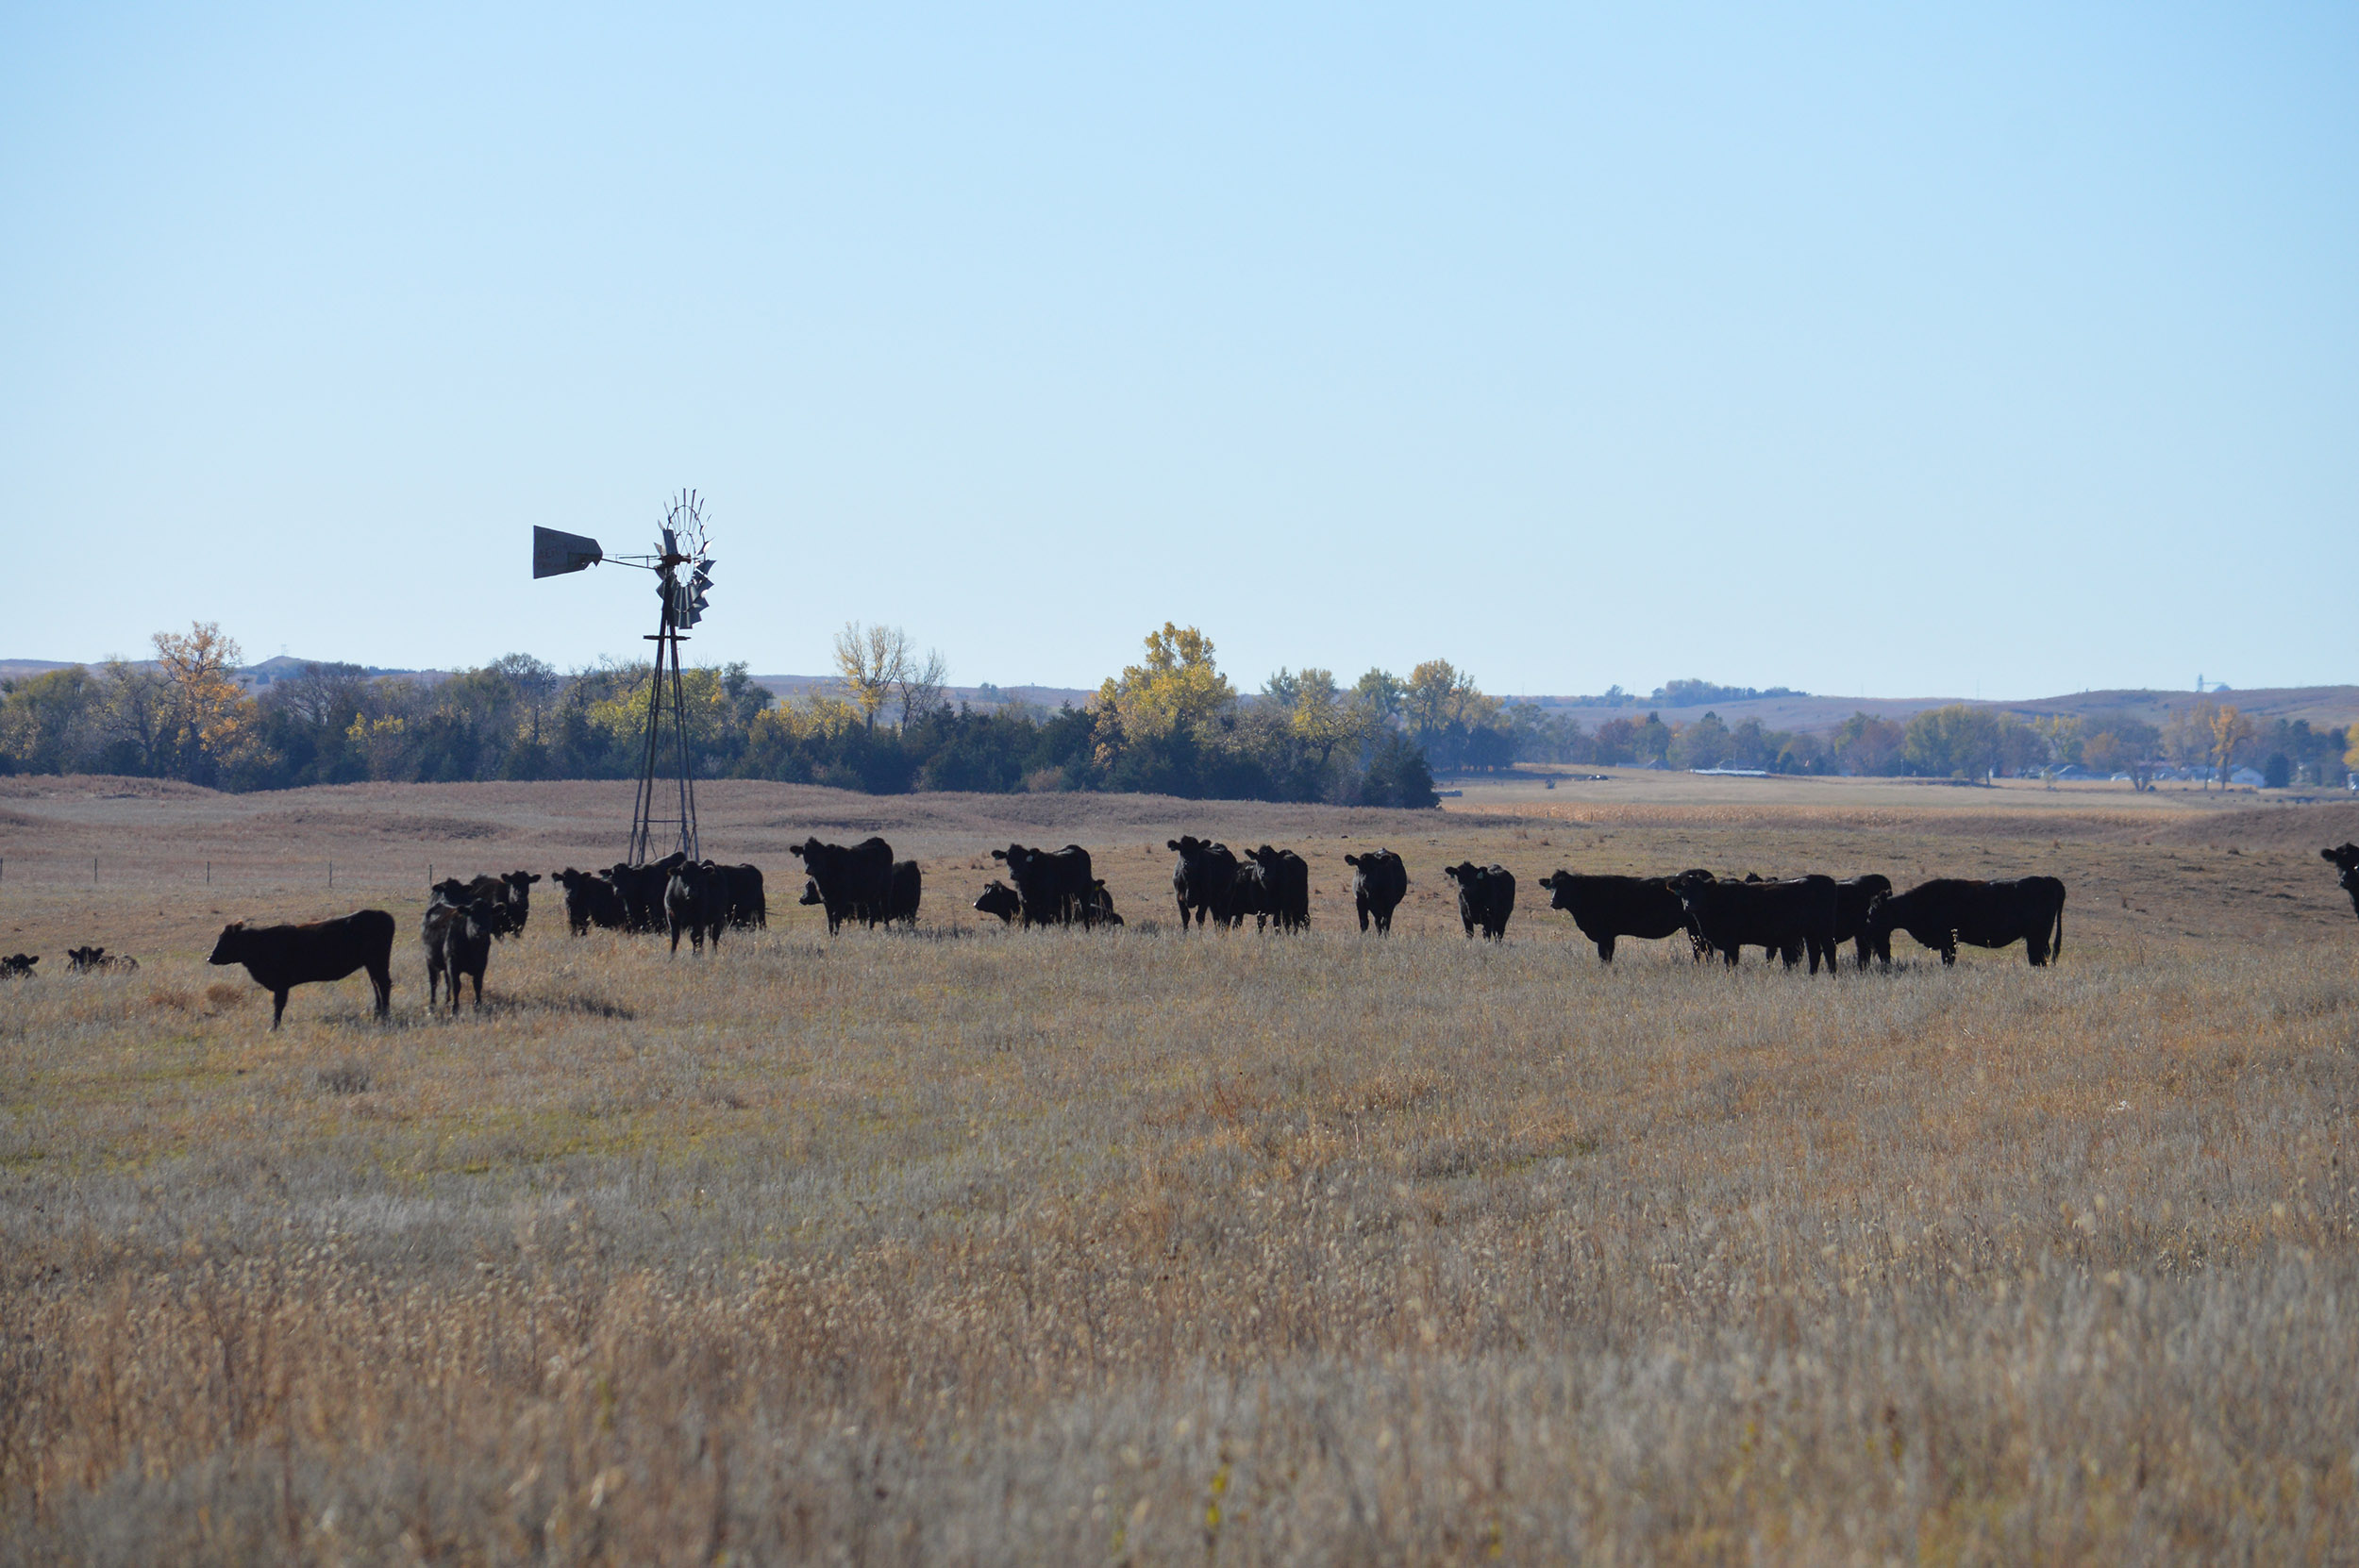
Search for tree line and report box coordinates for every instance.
[3,621,2351,798]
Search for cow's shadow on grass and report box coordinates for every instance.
[311,991,639,1027]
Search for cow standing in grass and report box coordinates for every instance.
[665,861,730,955]
[791,838,895,934]
[607,858,682,933]
[423,896,498,1010]
[553,867,628,934]
[1168,837,1240,928]
[882,860,922,927]
[715,863,767,929]
[1675,875,1841,972]
[1535,871,1695,962]
[1344,849,1408,934]
[1833,875,1896,968]
[992,843,1096,928]
[1864,877,2066,967]
[1443,862,1515,940]
[1246,845,1311,932]
[430,871,540,937]
[0,955,36,979]
[2324,844,2359,920]
[209,910,395,1028]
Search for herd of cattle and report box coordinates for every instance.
[6,841,2355,1027]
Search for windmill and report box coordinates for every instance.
[533,491,716,864]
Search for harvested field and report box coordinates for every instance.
[3,777,2358,1562]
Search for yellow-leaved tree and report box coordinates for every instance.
[2209,703,2256,790]
[1097,624,1234,742]
[151,622,250,779]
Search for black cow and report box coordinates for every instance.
[666,860,729,954]
[1085,878,1123,927]
[2324,844,2359,919]
[973,880,1024,925]
[1442,862,1515,940]
[66,945,139,974]
[1245,845,1311,932]
[605,857,684,933]
[1168,837,1241,928]
[992,843,1096,927]
[429,871,540,937]
[553,867,628,935]
[1865,877,2066,967]
[1675,876,1840,972]
[1228,860,1272,929]
[1833,874,1895,967]
[208,909,395,1028]
[1535,872,1696,962]
[1344,849,1408,934]
[423,896,497,1010]
[715,863,767,928]
[791,837,895,933]
[0,955,36,978]
[883,860,923,927]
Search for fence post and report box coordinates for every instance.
[92,857,97,886]
[329,860,334,889]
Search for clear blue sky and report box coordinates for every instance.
[4,3,2351,700]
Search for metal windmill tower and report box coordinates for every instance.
[532,491,717,864]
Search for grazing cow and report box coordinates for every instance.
[1675,876,1840,972]
[1536,872,1696,962]
[1344,849,1408,934]
[0,955,36,978]
[715,863,767,929]
[665,860,730,955]
[208,909,395,1028]
[553,867,628,935]
[973,879,1024,925]
[1833,874,1895,968]
[65,946,139,974]
[992,843,1096,927]
[1864,877,2066,967]
[1442,862,1516,940]
[2324,844,2359,919]
[1245,845,1311,932]
[791,837,895,933]
[423,896,497,1010]
[883,860,923,927]
[1167,837,1241,928]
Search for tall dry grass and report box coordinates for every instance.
[4,880,2357,1562]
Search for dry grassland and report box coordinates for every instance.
[4,777,2359,1564]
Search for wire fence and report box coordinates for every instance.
[0,855,540,893]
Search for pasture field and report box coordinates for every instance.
[3,776,2358,1563]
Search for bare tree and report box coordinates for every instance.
[832,623,909,729]
[895,648,949,727]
